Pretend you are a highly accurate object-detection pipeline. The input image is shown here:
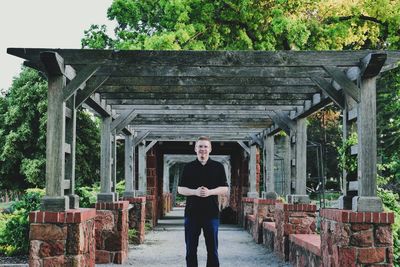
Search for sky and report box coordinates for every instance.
[0,0,115,91]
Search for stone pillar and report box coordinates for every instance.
[95,201,129,264]
[320,208,395,266]
[98,116,114,202]
[353,76,383,212]
[274,202,317,261]
[252,198,279,243]
[240,197,255,228]
[124,134,135,198]
[287,118,310,204]
[123,196,146,244]
[29,209,96,266]
[247,145,259,198]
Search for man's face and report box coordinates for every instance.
[195,140,212,162]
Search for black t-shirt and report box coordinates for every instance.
[179,158,228,219]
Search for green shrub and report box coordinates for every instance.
[128,228,138,244]
[76,183,100,208]
[0,188,44,256]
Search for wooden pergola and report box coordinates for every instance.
[7,48,400,212]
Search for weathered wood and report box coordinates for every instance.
[76,76,109,107]
[40,52,64,75]
[8,48,400,67]
[106,98,306,106]
[111,134,117,196]
[138,142,146,193]
[144,140,157,154]
[45,74,66,197]
[100,116,112,194]
[323,66,360,103]
[110,109,138,133]
[98,85,320,94]
[65,96,76,201]
[295,118,307,195]
[134,131,150,147]
[248,145,258,197]
[271,111,296,135]
[62,64,101,101]
[130,120,270,127]
[359,53,387,78]
[237,141,250,154]
[312,76,345,109]
[103,76,314,87]
[357,77,377,197]
[112,104,298,111]
[102,92,313,101]
[265,135,275,193]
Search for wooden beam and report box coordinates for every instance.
[106,98,307,105]
[40,52,65,75]
[76,76,109,107]
[359,53,387,78]
[144,140,157,153]
[63,64,101,101]
[8,48,400,67]
[98,85,320,94]
[312,77,345,109]
[271,111,295,135]
[323,66,360,103]
[237,141,250,154]
[134,131,150,146]
[111,104,298,111]
[110,109,138,133]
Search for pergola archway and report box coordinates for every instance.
[8,48,400,213]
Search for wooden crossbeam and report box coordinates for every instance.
[271,111,296,135]
[237,141,250,154]
[323,66,360,103]
[40,51,64,75]
[312,77,345,109]
[76,76,109,107]
[110,109,138,133]
[106,99,307,105]
[63,64,101,101]
[359,53,387,78]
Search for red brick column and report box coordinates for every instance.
[274,203,317,261]
[253,199,279,243]
[146,195,157,227]
[320,209,395,266]
[95,201,129,264]
[29,208,96,266]
[240,197,255,228]
[123,197,146,244]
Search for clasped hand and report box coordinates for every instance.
[196,186,211,197]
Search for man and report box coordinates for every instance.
[178,136,228,267]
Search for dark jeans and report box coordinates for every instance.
[184,217,220,267]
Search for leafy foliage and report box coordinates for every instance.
[0,188,44,256]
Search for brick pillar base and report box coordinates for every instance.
[29,208,96,267]
[320,208,395,266]
[253,199,279,243]
[162,193,168,216]
[123,197,146,244]
[95,201,129,264]
[240,197,255,228]
[146,195,157,227]
[275,203,317,261]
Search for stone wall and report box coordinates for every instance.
[263,222,276,252]
[95,201,129,264]
[320,208,395,266]
[253,199,278,243]
[29,209,96,267]
[123,197,146,244]
[146,195,157,227]
[289,234,321,267]
[240,197,255,228]
[274,203,317,261]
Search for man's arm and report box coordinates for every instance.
[178,186,201,196]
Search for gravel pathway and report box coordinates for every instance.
[99,207,290,267]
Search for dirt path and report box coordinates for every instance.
[98,207,290,267]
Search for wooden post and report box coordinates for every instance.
[111,133,118,199]
[123,134,135,197]
[287,118,310,204]
[138,141,146,195]
[352,77,383,212]
[265,135,275,194]
[42,73,69,211]
[247,145,258,198]
[65,95,79,209]
[282,135,292,196]
[163,158,170,193]
[98,116,114,202]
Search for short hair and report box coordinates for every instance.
[197,136,211,142]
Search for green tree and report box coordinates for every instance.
[0,68,101,189]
